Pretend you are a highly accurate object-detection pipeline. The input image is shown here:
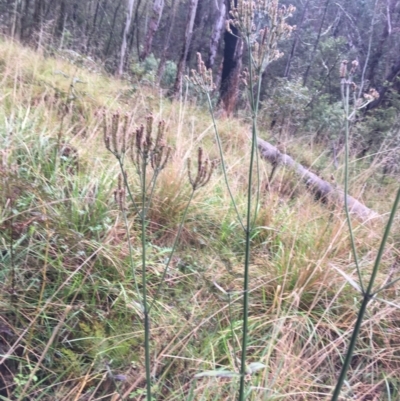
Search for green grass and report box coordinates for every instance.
[0,39,400,400]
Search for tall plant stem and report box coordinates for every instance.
[342,82,364,293]
[238,40,263,401]
[332,76,400,400]
[117,157,140,216]
[140,159,152,401]
[331,186,400,400]
[206,94,245,230]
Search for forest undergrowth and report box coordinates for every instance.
[1,38,400,400]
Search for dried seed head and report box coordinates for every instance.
[340,60,348,79]
[122,114,129,154]
[369,88,379,99]
[186,53,216,93]
[103,111,133,158]
[187,147,217,191]
[144,115,154,153]
[111,112,120,154]
[350,60,359,74]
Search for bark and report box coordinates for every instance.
[284,0,310,78]
[20,0,31,40]
[86,0,101,53]
[93,0,109,51]
[104,0,123,57]
[117,0,135,77]
[140,0,164,61]
[368,55,400,110]
[366,0,396,86]
[219,0,243,116]
[302,0,330,86]
[171,0,199,97]
[257,137,379,221]
[32,0,44,33]
[206,0,226,69]
[156,0,178,84]
[186,0,209,65]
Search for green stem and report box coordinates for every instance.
[117,157,140,217]
[250,58,265,230]
[140,157,152,401]
[342,81,364,293]
[121,203,140,297]
[238,36,261,401]
[331,186,400,401]
[206,93,245,231]
[332,77,400,399]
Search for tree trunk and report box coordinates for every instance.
[86,0,101,53]
[219,0,243,116]
[157,0,178,84]
[284,0,310,78]
[171,0,199,98]
[140,0,164,61]
[206,0,226,69]
[93,0,109,52]
[368,55,400,110]
[117,0,135,77]
[302,0,330,86]
[104,0,123,57]
[20,0,31,41]
[366,0,396,87]
[257,137,379,221]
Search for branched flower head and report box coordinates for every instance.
[103,111,130,159]
[187,147,217,191]
[130,115,172,174]
[104,112,172,176]
[186,53,216,94]
[227,0,295,74]
[340,59,380,112]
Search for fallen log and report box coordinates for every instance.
[257,137,380,221]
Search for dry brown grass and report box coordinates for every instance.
[0,38,400,400]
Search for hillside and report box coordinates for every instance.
[1,39,400,401]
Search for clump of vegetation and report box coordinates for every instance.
[0,24,400,401]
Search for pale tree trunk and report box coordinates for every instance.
[140,0,164,61]
[207,0,226,69]
[171,0,199,97]
[118,0,135,77]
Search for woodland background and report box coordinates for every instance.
[1,0,400,158]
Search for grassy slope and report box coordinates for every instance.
[0,39,400,400]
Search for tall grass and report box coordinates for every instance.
[0,34,400,401]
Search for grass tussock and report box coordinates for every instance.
[0,38,400,400]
